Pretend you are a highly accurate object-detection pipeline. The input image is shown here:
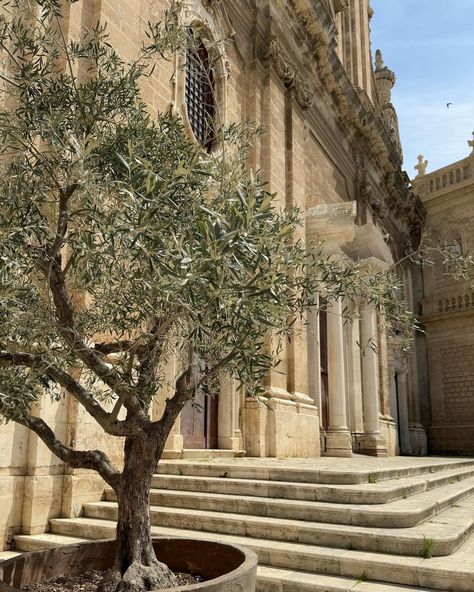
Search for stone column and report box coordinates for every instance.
[348,304,364,445]
[307,301,322,413]
[325,299,353,457]
[359,301,387,456]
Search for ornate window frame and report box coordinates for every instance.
[172,2,230,152]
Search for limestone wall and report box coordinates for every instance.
[414,143,474,455]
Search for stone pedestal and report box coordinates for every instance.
[244,389,320,458]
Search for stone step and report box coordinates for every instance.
[82,494,474,557]
[257,566,437,591]
[162,449,240,460]
[19,518,474,590]
[151,465,474,504]
[156,458,474,485]
[105,475,474,528]
[8,536,438,592]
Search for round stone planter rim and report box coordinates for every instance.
[0,537,258,592]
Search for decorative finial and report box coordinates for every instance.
[375,49,384,72]
[414,155,428,177]
[468,131,474,154]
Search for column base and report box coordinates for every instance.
[358,434,388,457]
[218,435,242,452]
[324,431,353,457]
[408,424,428,456]
[163,433,184,459]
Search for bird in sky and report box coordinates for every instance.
[446,102,453,108]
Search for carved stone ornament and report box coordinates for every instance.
[261,35,313,109]
[414,154,428,177]
[370,194,388,220]
[294,73,314,109]
[307,201,357,223]
[261,34,296,85]
[202,0,235,38]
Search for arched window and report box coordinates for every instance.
[185,31,215,152]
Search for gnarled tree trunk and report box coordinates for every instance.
[100,432,176,592]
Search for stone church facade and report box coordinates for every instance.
[0,0,430,550]
[413,137,474,456]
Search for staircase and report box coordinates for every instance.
[12,457,474,591]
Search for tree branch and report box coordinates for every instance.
[38,258,145,419]
[94,340,135,355]
[0,351,138,437]
[18,415,120,489]
[48,183,79,262]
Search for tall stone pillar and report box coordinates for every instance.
[325,299,353,457]
[348,304,364,445]
[359,301,387,456]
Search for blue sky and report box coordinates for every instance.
[370,0,474,177]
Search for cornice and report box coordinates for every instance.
[286,0,425,236]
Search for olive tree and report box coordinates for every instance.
[0,1,425,590]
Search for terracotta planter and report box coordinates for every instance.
[0,538,257,592]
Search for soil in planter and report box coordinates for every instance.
[21,569,205,592]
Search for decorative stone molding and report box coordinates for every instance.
[346,223,394,266]
[261,34,314,109]
[413,154,474,199]
[288,1,424,234]
[201,0,235,38]
[294,72,314,109]
[306,201,357,248]
[261,34,296,85]
[172,1,230,145]
[307,201,357,222]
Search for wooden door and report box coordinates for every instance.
[181,391,218,449]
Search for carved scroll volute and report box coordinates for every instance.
[261,35,313,109]
[261,34,296,86]
[202,0,235,38]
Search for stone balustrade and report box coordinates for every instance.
[414,158,473,198]
[427,162,472,194]
[438,292,474,313]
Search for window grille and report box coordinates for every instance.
[185,33,215,152]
